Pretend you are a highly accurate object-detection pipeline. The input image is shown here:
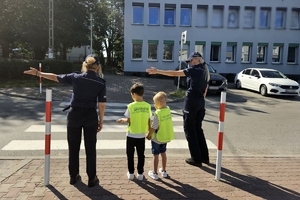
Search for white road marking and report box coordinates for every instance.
[1,139,216,150]
[52,108,179,114]
[47,114,183,121]
[24,125,184,132]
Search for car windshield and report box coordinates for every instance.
[206,64,216,73]
[260,70,286,78]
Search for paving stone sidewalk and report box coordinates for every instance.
[0,157,299,200]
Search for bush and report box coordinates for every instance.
[0,59,76,80]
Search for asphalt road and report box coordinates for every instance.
[0,88,299,158]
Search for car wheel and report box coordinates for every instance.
[260,85,268,96]
[236,80,242,89]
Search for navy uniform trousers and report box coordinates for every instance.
[183,94,209,162]
[67,107,98,180]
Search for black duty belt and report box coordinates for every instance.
[62,105,96,112]
[186,92,203,98]
[62,105,71,112]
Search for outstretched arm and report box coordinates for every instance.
[24,67,58,82]
[146,67,186,77]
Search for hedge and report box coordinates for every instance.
[0,59,80,80]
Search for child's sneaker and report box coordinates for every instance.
[148,170,158,180]
[127,171,134,180]
[159,168,168,178]
[137,173,144,181]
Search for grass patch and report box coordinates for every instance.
[170,89,186,98]
[0,79,62,88]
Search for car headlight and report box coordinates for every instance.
[221,79,228,87]
[268,82,281,87]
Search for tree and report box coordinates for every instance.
[0,0,18,58]
[1,0,97,60]
[54,0,97,60]
[93,0,124,67]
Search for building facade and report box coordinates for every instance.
[124,0,300,76]
[66,46,91,62]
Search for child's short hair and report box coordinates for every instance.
[153,91,167,103]
[130,83,144,96]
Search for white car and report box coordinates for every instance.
[234,68,300,96]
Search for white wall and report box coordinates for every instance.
[124,0,300,75]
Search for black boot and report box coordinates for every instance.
[88,176,99,187]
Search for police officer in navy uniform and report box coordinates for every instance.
[24,54,106,187]
[146,52,210,167]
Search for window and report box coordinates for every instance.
[243,69,251,75]
[256,43,268,63]
[251,69,259,77]
[148,40,158,60]
[180,5,192,26]
[243,7,255,28]
[164,4,176,25]
[226,42,237,62]
[290,9,300,29]
[195,41,205,58]
[228,6,239,28]
[287,44,299,63]
[212,6,224,27]
[259,8,271,28]
[241,42,252,63]
[272,43,283,63]
[149,4,159,25]
[163,40,174,61]
[275,8,286,28]
[196,5,208,27]
[132,40,143,60]
[210,42,221,62]
[132,3,144,24]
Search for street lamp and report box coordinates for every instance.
[49,0,54,59]
[90,13,93,54]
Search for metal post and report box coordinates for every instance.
[49,0,54,59]
[177,30,187,90]
[215,91,227,181]
[39,63,42,94]
[177,42,183,90]
[90,13,93,54]
[44,89,52,186]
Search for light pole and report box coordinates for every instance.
[177,30,187,90]
[49,0,54,59]
[90,13,93,54]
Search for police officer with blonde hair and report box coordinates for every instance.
[24,54,106,187]
[146,52,210,167]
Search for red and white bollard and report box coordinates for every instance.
[39,63,42,94]
[44,89,52,186]
[215,91,226,181]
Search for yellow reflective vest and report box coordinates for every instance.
[154,107,174,142]
[127,101,151,134]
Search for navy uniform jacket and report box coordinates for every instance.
[57,70,106,108]
[183,64,208,96]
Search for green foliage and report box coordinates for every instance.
[0,59,75,80]
[0,79,61,88]
[93,0,124,66]
[0,0,124,64]
[170,89,186,99]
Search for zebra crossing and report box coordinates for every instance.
[2,102,217,152]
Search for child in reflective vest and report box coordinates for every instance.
[146,91,174,180]
[116,83,151,181]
